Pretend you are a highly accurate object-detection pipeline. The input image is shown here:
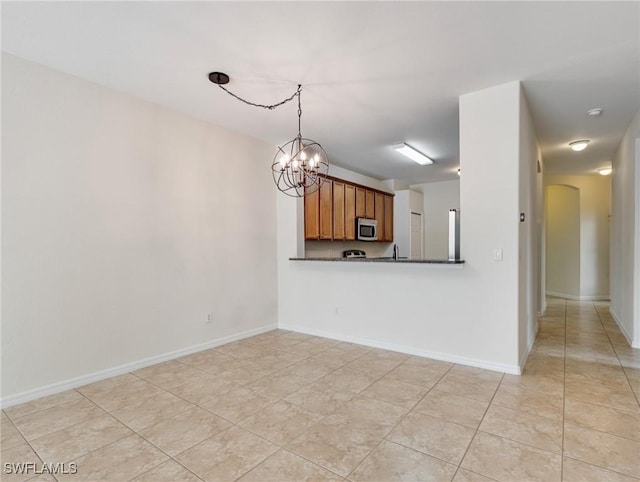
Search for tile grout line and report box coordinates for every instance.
[72,387,207,482]
[593,302,640,408]
[160,336,369,481]
[449,372,506,481]
[7,388,140,482]
[223,350,395,480]
[344,362,458,480]
[560,297,567,480]
[562,454,640,480]
[7,324,638,481]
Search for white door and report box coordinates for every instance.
[410,212,423,260]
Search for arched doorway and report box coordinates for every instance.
[545,184,580,298]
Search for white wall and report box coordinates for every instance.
[611,110,640,347]
[536,151,546,314]
[545,174,611,300]
[411,181,460,259]
[393,189,424,260]
[277,81,538,374]
[518,90,539,365]
[545,185,581,298]
[1,54,279,403]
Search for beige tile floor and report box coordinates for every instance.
[2,298,639,481]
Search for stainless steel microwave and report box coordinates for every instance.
[356,218,378,241]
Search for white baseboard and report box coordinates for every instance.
[609,308,635,347]
[539,298,547,315]
[519,319,539,372]
[278,323,521,375]
[0,323,278,409]
[546,291,610,301]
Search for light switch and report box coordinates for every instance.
[494,248,503,261]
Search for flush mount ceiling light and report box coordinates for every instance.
[392,143,433,165]
[209,72,328,197]
[598,167,612,176]
[587,108,603,117]
[569,140,590,152]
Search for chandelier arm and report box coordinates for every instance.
[216,84,301,111]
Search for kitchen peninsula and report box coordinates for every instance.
[290,257,464,264]
[297,171,463,264]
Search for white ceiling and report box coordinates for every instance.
[2,1,639,184]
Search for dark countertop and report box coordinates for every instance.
[289,257,465,264]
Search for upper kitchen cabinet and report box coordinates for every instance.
[375,193,394,242]
[355,187,366,218]
[365,190,375,219]
[345,184,356,240]
[304,187,320,239]
[333,181,346,240]
[383,194,394,241]
[319,181,333,239]
[374,192,385,240]
[304,176,394,242]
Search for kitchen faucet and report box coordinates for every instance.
[393,244,399,260]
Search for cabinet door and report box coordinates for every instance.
[304,188,320,239]
[355,187,366,218]
[384,194,394,241]
[319,181,333,239]
[365,190,375,218]
[345,184,356,240]
[333,181,345,240]
[374,192,385,241]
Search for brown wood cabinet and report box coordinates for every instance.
[304,177,393,243]
[383,194,394,241]
[319,181,333,239]
[345,184,356,240]
[304,188,319,239]
[333,181,345,240]
[365,190,375,218]
[374,192,385,241]
[355,188,366,218]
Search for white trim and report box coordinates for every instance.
[635,137,640,350]
[519,319,539,371]
[278,323,521,375]
[610,308,636,348]
[545,290,610,301]
[0,323,278,409]
[539,297,547,315]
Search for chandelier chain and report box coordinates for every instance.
[216,83,302,111]
[297,85,302,137]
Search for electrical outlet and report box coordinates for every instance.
[334,307,340,316]
[494,248,503,261]
[206,313,214,324]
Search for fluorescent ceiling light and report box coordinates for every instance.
[393,143,433,165]
[569,140,590,152]
[598,167,612,176]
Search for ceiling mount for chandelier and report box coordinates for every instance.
[209,72,329,197]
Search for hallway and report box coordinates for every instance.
[518,297,640,480]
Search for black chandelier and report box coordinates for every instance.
[209,72,329,197]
